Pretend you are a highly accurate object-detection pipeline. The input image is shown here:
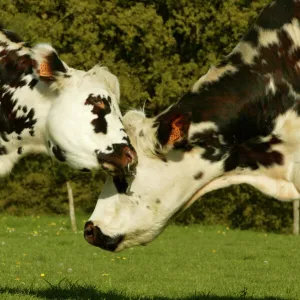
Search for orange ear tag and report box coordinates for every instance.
[39,61,52,77]
[168,116,184,144]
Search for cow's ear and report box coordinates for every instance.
[31,43,68,82]
[167,115,189,145]
[156,113,191,149]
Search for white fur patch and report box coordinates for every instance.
[192,65,237,92]
[232,41,259,65]
[123,110,158,157]
[283,18,300,49]
[188,122,218,140]
[258,28,279,47]
[86,65,121,103]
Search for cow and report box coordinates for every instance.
[0,26,137,177]
[84,0,300,252]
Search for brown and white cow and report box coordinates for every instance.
[0,26,136,177]
[85,0,300,251]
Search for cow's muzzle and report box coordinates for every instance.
[96,143,137,176]
[84,221,123,252]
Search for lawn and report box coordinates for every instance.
[0,214,299,300]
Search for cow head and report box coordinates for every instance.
[25,43,136,175]
[83,109,227,251]
[84,99,292,252]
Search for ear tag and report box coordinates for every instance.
[39,61,52,77]
[168,115,185,144]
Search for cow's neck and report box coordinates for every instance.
[0,71,53,176]
[152,25,300,205]
[0,31,56,175]
[172,0,300,214]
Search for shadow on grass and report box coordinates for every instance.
[0,279,287,300]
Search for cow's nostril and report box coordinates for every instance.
[84,221,95,244]
[123,146,137,166]
[84,225,93,236]
[125,149,133,163]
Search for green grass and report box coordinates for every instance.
[0,214,299,300]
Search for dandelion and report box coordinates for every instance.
[56,232,60,235]
[212,250,217,253]
[40,273,45,277]
[23,254,27,256]
[15,277,20,281]
[217,230,221,234]
[16,262,20,265]
[48,222,56,226]
[111,258,115,261]
[226,226,230,230]
[122,257,126,260]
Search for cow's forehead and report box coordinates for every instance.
[67,66,120,103]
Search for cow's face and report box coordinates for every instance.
[84,110,224,251]
[30,44,137,175]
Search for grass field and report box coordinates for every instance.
[0,214,300,300]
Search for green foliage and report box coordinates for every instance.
[0,155,105,216]
[0,0,270,112]
[0,0,293,232]
[175,185,293,234]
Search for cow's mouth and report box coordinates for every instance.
[100,160,137,177]
[84,221,124,252]
[96,144,138,176]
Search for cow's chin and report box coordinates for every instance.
[113,229,164,252]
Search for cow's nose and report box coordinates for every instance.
[84,221,123,252]
[97,143,137,175]
[123,146,136,165]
